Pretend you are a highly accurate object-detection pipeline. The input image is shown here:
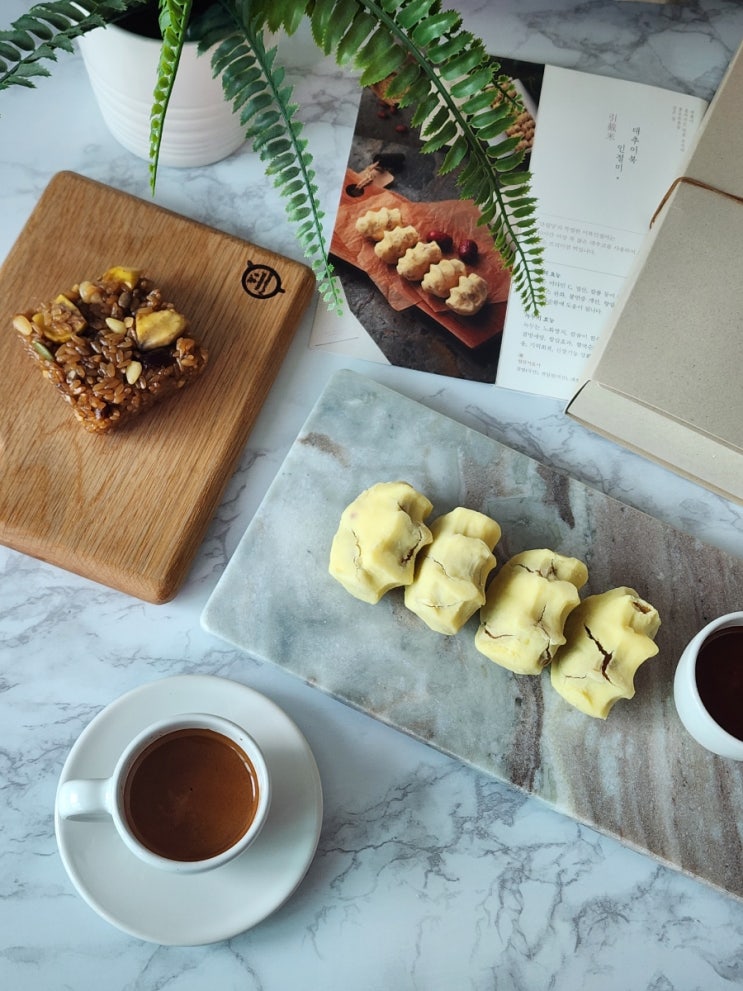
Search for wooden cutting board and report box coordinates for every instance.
[203,370,743,901]
[331,169,510,348]
[0,172,315,603]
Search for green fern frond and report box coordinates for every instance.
[0,0,146,91]
[1,0,544,316]
[200,3,343,311]
[248,0,307,35]
[310,0,545,315]
[148,0,193,190]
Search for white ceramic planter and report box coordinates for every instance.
[77,23,245,168]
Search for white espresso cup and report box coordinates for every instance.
[57,712,271,873]
[673,612,743,760]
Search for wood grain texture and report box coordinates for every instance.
[331,169,509,349]
[0,172,315,603]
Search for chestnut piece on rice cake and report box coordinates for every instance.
[12,266,208,433]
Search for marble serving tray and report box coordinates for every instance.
[202,369,743,901]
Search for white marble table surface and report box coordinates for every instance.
[2,1,743,988]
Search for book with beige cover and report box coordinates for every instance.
[566,42,743,505]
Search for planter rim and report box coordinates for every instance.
[88,19,200,49]
[77,17,244,168]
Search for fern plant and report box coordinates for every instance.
[0,0,545,314]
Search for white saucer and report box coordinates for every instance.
[54,675,323,946]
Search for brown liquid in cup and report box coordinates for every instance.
[123,727,260,861]
[695,627,743,741]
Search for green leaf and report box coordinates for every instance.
[411,11,460,47]
[469,104,511,131]
[0,0,133,94]
[460,89,501,114]
[438,47,487,83]
[474,115,514,142]
[421,120,458,153]
[311,0,358,57]
[403,78,434,114]
[204,12,341,309]
[358,42,405,87]
[425,31,475,66]
[148,0,193,192]
[253,0,306,36]
[449,65,494,99]
[336,11,375,65]
[14,16,54,41]
[26,11,74,32]
[356,25,405,86]
[395,0,438,31]
[382,59,421,100]
[211,35,244,72]
[5,31,36,52]
[498,169,533,187]
[0,41,22,60]
[0,0,545,315]
[490,148,526,173]
[420,104,451,138]
[439,139,468,174]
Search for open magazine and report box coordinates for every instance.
[310,58,707,399]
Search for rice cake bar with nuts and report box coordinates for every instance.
[12,266,208,433]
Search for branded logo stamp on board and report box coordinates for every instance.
[241,261,285,300]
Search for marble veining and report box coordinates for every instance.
[4,0,743,987]
[203,370,743,899]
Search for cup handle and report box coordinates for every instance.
[57,778,114,821]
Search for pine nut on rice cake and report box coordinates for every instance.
[12,265,208,433]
